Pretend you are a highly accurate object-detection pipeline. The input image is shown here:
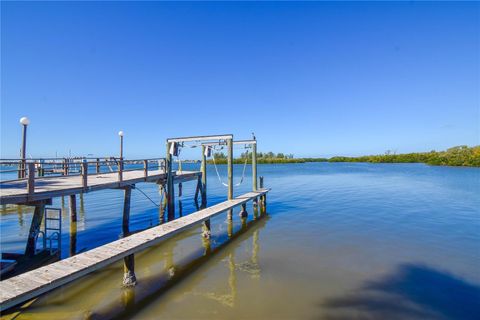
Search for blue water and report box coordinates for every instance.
[1,162,479,319]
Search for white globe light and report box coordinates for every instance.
[19,117,30,125]
[118,130,124,137]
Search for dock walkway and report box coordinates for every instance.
[0,189,269,311]
[0,170,200,205]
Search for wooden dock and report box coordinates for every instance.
[0,168,200,205]
[0,189,269,311]
[0,134,269,313]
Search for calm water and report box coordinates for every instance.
[1,163,479,319]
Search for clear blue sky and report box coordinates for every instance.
[1,1,478,159]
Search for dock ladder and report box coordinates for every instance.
[35,208,62,254]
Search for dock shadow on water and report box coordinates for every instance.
[320,263,480,320]
[2,205,269,320]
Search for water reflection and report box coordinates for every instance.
[4,208,269,319]
[69,221,77,257]
[321,264,480,320]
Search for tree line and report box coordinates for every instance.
[208,145,479,167]
[328,145,480,167]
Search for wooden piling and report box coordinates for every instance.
[260,176,266,213]
[25,202,45,257]
[118,159,123,182]
[227,138,233,200]
[178,182,183,217]
[96,158,100,174]
[122,186,132,237]
[122,185,136,287]
[201,145,207,207]
[239,202,248,218]
[27,163,35,196]
[70,221,77,257]
[143,160,148,179]
[252,140,257,191]
[81,162,88,190]
[202,218,211,239]
[166,142,175,220]
[201,145,210,237]
[69,194,77,223]
[63,158,69,176]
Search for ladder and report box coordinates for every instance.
[36,208,62,254]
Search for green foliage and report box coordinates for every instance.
[208,146,480,167]
[328,145,480,167]
[208,151,327,164]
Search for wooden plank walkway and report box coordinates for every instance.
[0,170,200,205]
[0,189,269,311]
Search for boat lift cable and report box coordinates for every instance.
[129,183,162,207]
[209,146,249,188]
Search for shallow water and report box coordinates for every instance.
[1,163,479,319]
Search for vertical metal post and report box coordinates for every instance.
[20,124,27,179]
[120,135,124,160]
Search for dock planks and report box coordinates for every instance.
[0,170,200,205]
[0,189,269,311]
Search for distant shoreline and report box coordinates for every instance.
[209,145,480,167]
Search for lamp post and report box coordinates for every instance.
[118,131,124,179]
[118,131,124,160]
[19,117,30,178]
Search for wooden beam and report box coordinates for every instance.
[202,139,256,147]
[252,140,257,191]
[167,134,233,143]
[233,139,257,145]
[227,138,233,200]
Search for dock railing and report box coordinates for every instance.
[0,157,166,195]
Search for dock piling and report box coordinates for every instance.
[239,203,248,218]
[122,185,137,287]
[166,142,175,220]
[143,160,148,179]
[81,162,88,190]
[259,176,266,213]
[69,194,77,223]
[227,138,233,200]
[25,202,45,257]
[27,163,35,196]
